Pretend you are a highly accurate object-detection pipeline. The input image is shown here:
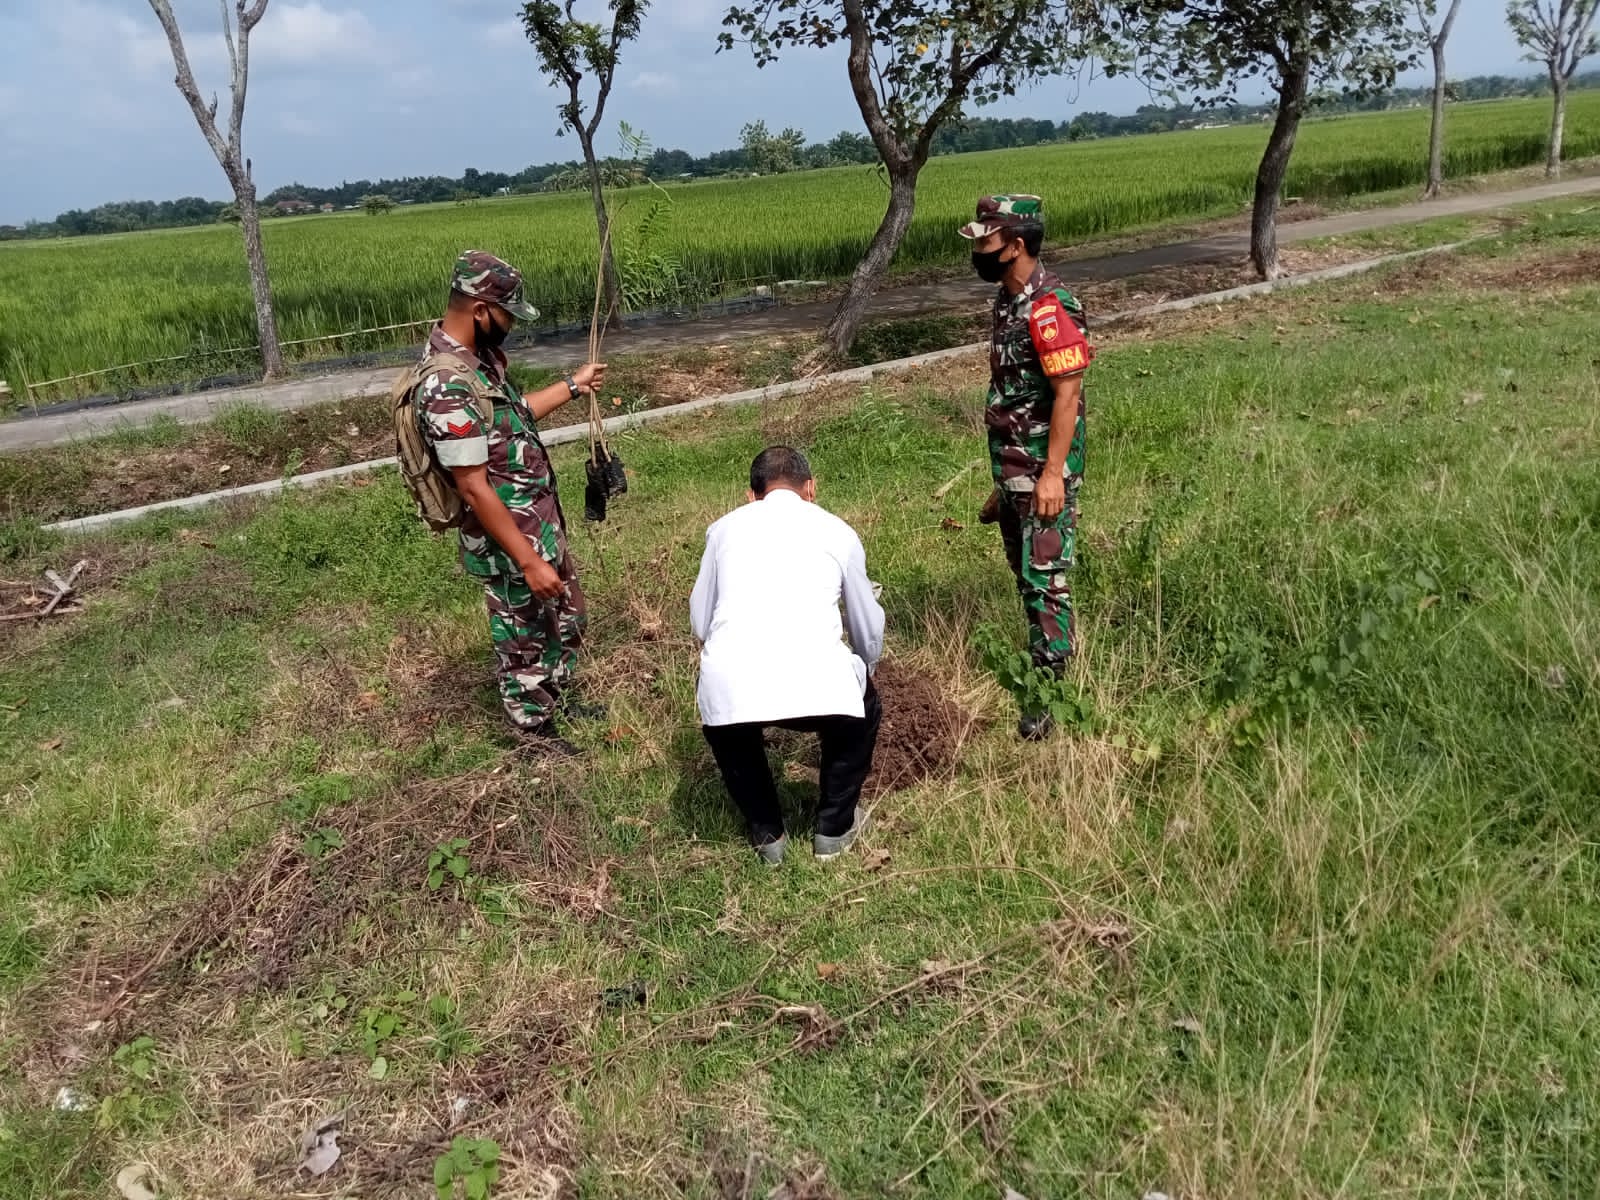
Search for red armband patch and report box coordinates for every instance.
[1030,296,1090,377]
[445,419,476,437]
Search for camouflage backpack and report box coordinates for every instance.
[390,351,490,533]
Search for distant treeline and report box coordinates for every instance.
[6,71,1594,241]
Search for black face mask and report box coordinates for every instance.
[475,312,510,352]
[971,247,1010,283]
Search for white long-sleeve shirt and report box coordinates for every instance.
[689,489,885,727]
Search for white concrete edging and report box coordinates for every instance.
[42,240,1467,536]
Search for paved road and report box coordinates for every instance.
[5,174,1596,454]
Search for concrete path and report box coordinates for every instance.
[5,174,1595,454]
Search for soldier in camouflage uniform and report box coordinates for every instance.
[960,196,1093,740]
[418,251,607,753]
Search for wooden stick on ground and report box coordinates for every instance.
[39,559,88,618]
[0,605,84,623]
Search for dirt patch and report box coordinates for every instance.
[0,396,397,525]
[1386,244,1600,294]
[1076,244,1384,318]
[1080,259,1250,315]
[865,659,979,799]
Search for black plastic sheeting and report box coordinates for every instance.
[17,291,780,420]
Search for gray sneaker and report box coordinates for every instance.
[813,810,870,861]
[753,835,788,866]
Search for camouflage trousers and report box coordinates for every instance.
[997,482,1079,669]
[481,552,587,731]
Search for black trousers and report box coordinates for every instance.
[702,683,882,844]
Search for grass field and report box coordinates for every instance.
[2,93,1597,400]
[1,210,1598,1198]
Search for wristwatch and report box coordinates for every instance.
[564,373,579,400]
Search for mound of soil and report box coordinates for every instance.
[864,660,977,799]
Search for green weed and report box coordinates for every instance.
[433,1136,500,1200]
[426,838,472,892]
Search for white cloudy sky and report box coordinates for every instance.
[0,0,1542,223]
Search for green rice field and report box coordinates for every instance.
[2,93,1595,398]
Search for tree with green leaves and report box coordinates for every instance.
[361,193,394,216]
[523,1,649,327]
[739,120,807,174]
[1506,0,1599,177]
[720,1,1101,356]
[1116,0,1419,278]
[1416,0,1466,198]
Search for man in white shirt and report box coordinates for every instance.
[689,447,885,865]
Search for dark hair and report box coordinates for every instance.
[750,445,813,496]
[447,287,479,314]
[1012,221,1044,257]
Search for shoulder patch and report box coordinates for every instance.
[1029,292,1091,377]
[1030,297,1063,343]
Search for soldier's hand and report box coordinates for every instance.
[1033,475,1065,521]
[572,362,607,393]
[978,488,1002,525]
[521,555,565,600]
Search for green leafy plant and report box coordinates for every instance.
[359,1006,400,1058]
[302,826,345,860]
[974,624,1096,732]
[427,838,472,891]
[112,1035,157,1082]
[434,1136,501,1200]
[97,1036,171,1130]
[311,981,351,1021]
[1210,565,1446,747]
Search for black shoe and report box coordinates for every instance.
[557,695,607,723]
[516,724,581,758]
[1017,711,1055,742]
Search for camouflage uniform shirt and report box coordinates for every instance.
[987,263,1091,492]
[417,324,564,578]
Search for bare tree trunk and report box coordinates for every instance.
[579,134,624,329]
[233,177,283,377]
[146,0,284,378]
[823,168,919,357]
[1421,0,1463,200]
[1424,40,1448,197]
[1547,72,1567,179]
[1251,66,1309,280]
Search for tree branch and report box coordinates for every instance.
[219,0,239,83]
[146,0,234,170]
[228,0,257,162]
[840,0,905,168]
[1436,0,1464,45]
[913,13,1025,165]
[585,15,623,142]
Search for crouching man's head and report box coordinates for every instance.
[748,445,816,504]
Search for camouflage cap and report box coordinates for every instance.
[450,250,539,321]
[958,194,1044,240]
